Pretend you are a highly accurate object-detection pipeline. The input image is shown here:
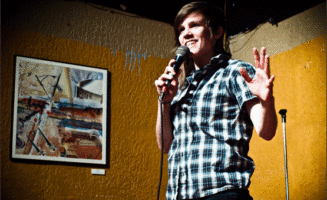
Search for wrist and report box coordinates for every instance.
[260,94,275,108]
[158,97,172,104]
[161,101,172,104]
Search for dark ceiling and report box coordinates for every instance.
[2,0,324,36]
[84,0,325,36]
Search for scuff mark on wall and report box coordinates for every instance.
[111,49,117,57]
[124,51,147,76]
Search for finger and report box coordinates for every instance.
[260,47,266,69]
[168,59,176,66]
[155,80,166,95]
[164,66,175,75]
[164,59,177,78]
[163,69,175,85]
[268,75,275,84]
[267,75,275,90]
[265,55,270,77]
[155,79,165,88]
[170,78,178,87]
[253,48,260,68]
[170,70,182,85]
[238,67,252,83]
[158,74,174,84]
[165,59,176,72]
[156,70,176,84]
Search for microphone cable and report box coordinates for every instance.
[157,92,165,200]
[156,46,189,199]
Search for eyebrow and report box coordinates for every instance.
[179,19,200,28]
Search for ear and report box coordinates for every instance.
[214,26,224,40]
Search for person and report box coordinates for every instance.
[154,2,277,200]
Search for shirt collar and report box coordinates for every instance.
[205,53,230,71]
[185,54,230,84]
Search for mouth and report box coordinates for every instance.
[185,40,197,47]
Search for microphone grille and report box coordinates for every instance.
[175,46,190,57]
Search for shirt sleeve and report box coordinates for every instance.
[228,61,257,109]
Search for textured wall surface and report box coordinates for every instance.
[248,35,326,199]
[1,0,326,199]
[229,3,326,199]
[1,27,171,199]
[3,0,175,58]
[230,2,326,63]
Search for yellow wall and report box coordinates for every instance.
[248,34,326,199]
[1,1,326,199]
[2,29,325,199]
[1,28,170,199]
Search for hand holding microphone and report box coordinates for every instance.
[155,46,190,101]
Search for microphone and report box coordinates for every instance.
[164,46,190,87]
[160,46,190,100]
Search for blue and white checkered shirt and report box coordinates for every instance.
[167,54,257,200]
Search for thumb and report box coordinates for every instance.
[269,75,275,84]
[238,67,252,83]
[267,75,275,89]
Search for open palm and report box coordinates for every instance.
[239,47,275,102]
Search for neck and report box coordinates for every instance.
[193,51,215,70]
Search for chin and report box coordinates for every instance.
[189,50,200,59]
[188,48,198,56]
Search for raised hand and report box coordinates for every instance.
[238,47,275,102]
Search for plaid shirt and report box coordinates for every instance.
[167,54,257,200]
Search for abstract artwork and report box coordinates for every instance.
[11,56,108,165]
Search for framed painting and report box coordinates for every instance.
[11,55,108,165]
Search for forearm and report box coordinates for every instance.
[247,96,278,140]
[258,96,278,140]
[156,100,174,153]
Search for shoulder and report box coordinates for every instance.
[223,59,256,79]
[228,59,256,73]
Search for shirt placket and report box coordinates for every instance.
[182,73,206,199]
[176,77,195,199]
[179,153,187,197]
[172,55,231,199]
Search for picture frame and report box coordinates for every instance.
[11,55,108,165]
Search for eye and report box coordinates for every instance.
[191,23,199,28]
[178,27,185,33]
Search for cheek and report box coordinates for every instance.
[178,36,183,45]
[197,30,212,44]
[203,30,213,42]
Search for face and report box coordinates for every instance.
[178,12,221,61]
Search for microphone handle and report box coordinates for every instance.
[164,55,184,87]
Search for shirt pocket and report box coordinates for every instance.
[198,94,239,139]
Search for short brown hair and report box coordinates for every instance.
[173,2,231,79]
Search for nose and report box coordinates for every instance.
[183,27,193,38]
[180,27,193,45]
